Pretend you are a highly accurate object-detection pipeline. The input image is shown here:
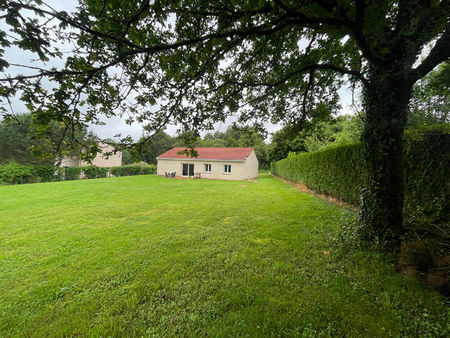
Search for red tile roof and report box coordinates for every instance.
[157,147,254,161]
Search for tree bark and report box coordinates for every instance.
[359,64,413,247]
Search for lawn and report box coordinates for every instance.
[0,174,447,337]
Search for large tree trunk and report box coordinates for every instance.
[359,65,413,247]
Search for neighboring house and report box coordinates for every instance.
[60,143,122,168]
[156,147,258,180]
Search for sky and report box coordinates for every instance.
[1,0,360,142]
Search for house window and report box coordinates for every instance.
[204,164,211,172]
[224,164,231,174]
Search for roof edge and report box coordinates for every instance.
[156,157,245,162]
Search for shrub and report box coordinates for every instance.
[82,165,110,179]
[82,165,100,179]
[124,165,140,176]
[66,167,81,180]
[110,166,123,177]
[110,164,156,177]
[138,163,156,175]
[97,167,108,178]
[148,164,157,174]
[0,162,34,184]
[53,167,65,181]
[33,165,55,182]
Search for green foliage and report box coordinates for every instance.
[0,162,156,185]
[82,165,108,179]
[0,113,91,166]
[0,161,34,184]
[272,144,363,205]
[303,115,363,153]
[82,166,97,179]
[53,168,65,181]
[65,167,81,181]
[137,131,175,165]
[32,165,55,182]
[269,115,364,162]
[403,130,450,240]
[272,129,449,237]
[409,62,450,126]
[110,164,156,177]
[97,167,108,178]
[0,114,53,165]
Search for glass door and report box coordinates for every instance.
[182,163,194,176]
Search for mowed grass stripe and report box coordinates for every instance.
[0,174,447,337]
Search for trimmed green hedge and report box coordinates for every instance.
[66,167,81,180]
[0,162,34,185]
[33,165,55,182]
[272,143,363,205]
[110,164,156,177]
[272,131,449,229]
[82,165,108,179]
[0,163,158,185]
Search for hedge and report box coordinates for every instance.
[33,165,55,182]
[0,163,158,185]
[66,167,81,180]
[0,162,34,185]
[82,165,108,179]
[271,130,449,230]
[272,143,363,205]
[110,164,156,177]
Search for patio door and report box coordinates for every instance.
[182,163,194,177]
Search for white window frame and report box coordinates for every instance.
[224,164,231,174]
[204,164,211,173]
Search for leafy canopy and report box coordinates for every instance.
[1,0,447,148]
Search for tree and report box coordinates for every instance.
[0,114,50,165]
[302,115,363,152]
[0,113,90,165]
[137,130,175,164]
[409,61,450,126]
[0,1,449,247]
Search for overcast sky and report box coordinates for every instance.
[1,0,360,142]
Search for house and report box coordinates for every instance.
[60,142,122,168]
[156,147,258,180]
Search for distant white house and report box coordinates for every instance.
[60,142,122,168]
[156,147,258,180]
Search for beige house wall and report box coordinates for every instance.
[60,156,81,167]
[60,143,122,168]
[157,153,258,181]
[243,150,259,179]
[80,146,122,167]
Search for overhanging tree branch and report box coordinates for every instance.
[410,28,450,83]
[234,63,367,88]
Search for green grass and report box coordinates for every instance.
[0,174,447,337]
